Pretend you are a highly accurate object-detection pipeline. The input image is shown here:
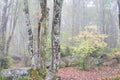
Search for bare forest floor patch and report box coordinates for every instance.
[58,66,120,80]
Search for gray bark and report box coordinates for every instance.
[46,0,63,80]
[99,0,105,34]
[5,0,19,55]
[0,67,30,78]
[106,10,118,48]
[98,0,118,48]
[118,0,120,29]
[23,0,35,68]
[72,0,81,36]
[0,0,9,56]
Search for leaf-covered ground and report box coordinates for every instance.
[58,67,120,80]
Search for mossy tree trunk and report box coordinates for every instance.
[24,0,49,79]
[37,0,48,79]
[40,0,49,79]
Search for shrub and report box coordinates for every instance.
[108,47,120,58]
[46,34,70,58]
[1,56,13,69]
[70,26,107,69]
[113,77,120,80]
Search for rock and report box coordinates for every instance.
[60,56,79,67]
[103,58,118,67]
[0,67,31,78]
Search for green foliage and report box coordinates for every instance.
[46,36,52,61]
[0,77,28,80]
[60,32,70,57]
[28,68,43,80]
[19,78,26,80]
[46,32,70,57]
[1,77,7,80]
[112,47,120,53]
[1,56,13,69]
[108,47,120,58]
[70,26,107,69]
[114,77,120,80]
[61,43,70,57]
[103,76,120,80]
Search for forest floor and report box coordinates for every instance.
[58,66,120,80]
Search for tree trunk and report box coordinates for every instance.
[118,0,120,29]
[23,0,35,68]
[99,0,105,34]
[37,0,48,79]
[46,0,63,80]
[72,0,81,36]
[37,0,47,70]
[5,0,18,55]
[0,0,9,56]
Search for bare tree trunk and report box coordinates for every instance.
[81,0,86,31]
[72,0,81,36]
[99,0,105,34]
[46,0,63,80]
[118,0,120,29]
[23,0,35,69]
[94,0,99,27]
[5,0,19,55]
[105,10,118,48]
[0,0,9,56]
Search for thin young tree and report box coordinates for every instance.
[0,0,9,56]
[118,0,120,29]
[0,0,12,68]
[5,0,19,55]
[37,0,48,79]
[99,0,105,34]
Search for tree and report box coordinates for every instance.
[97,0,118,49]
[0,0,13,68]
[5,0,19,55]
[99,0,105,33]
[72,0,81,36]
[47,0,63,80]
[0,0,9,56]
[23,0,35,68]
[37,0,48,79]
[118,0,120,29]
